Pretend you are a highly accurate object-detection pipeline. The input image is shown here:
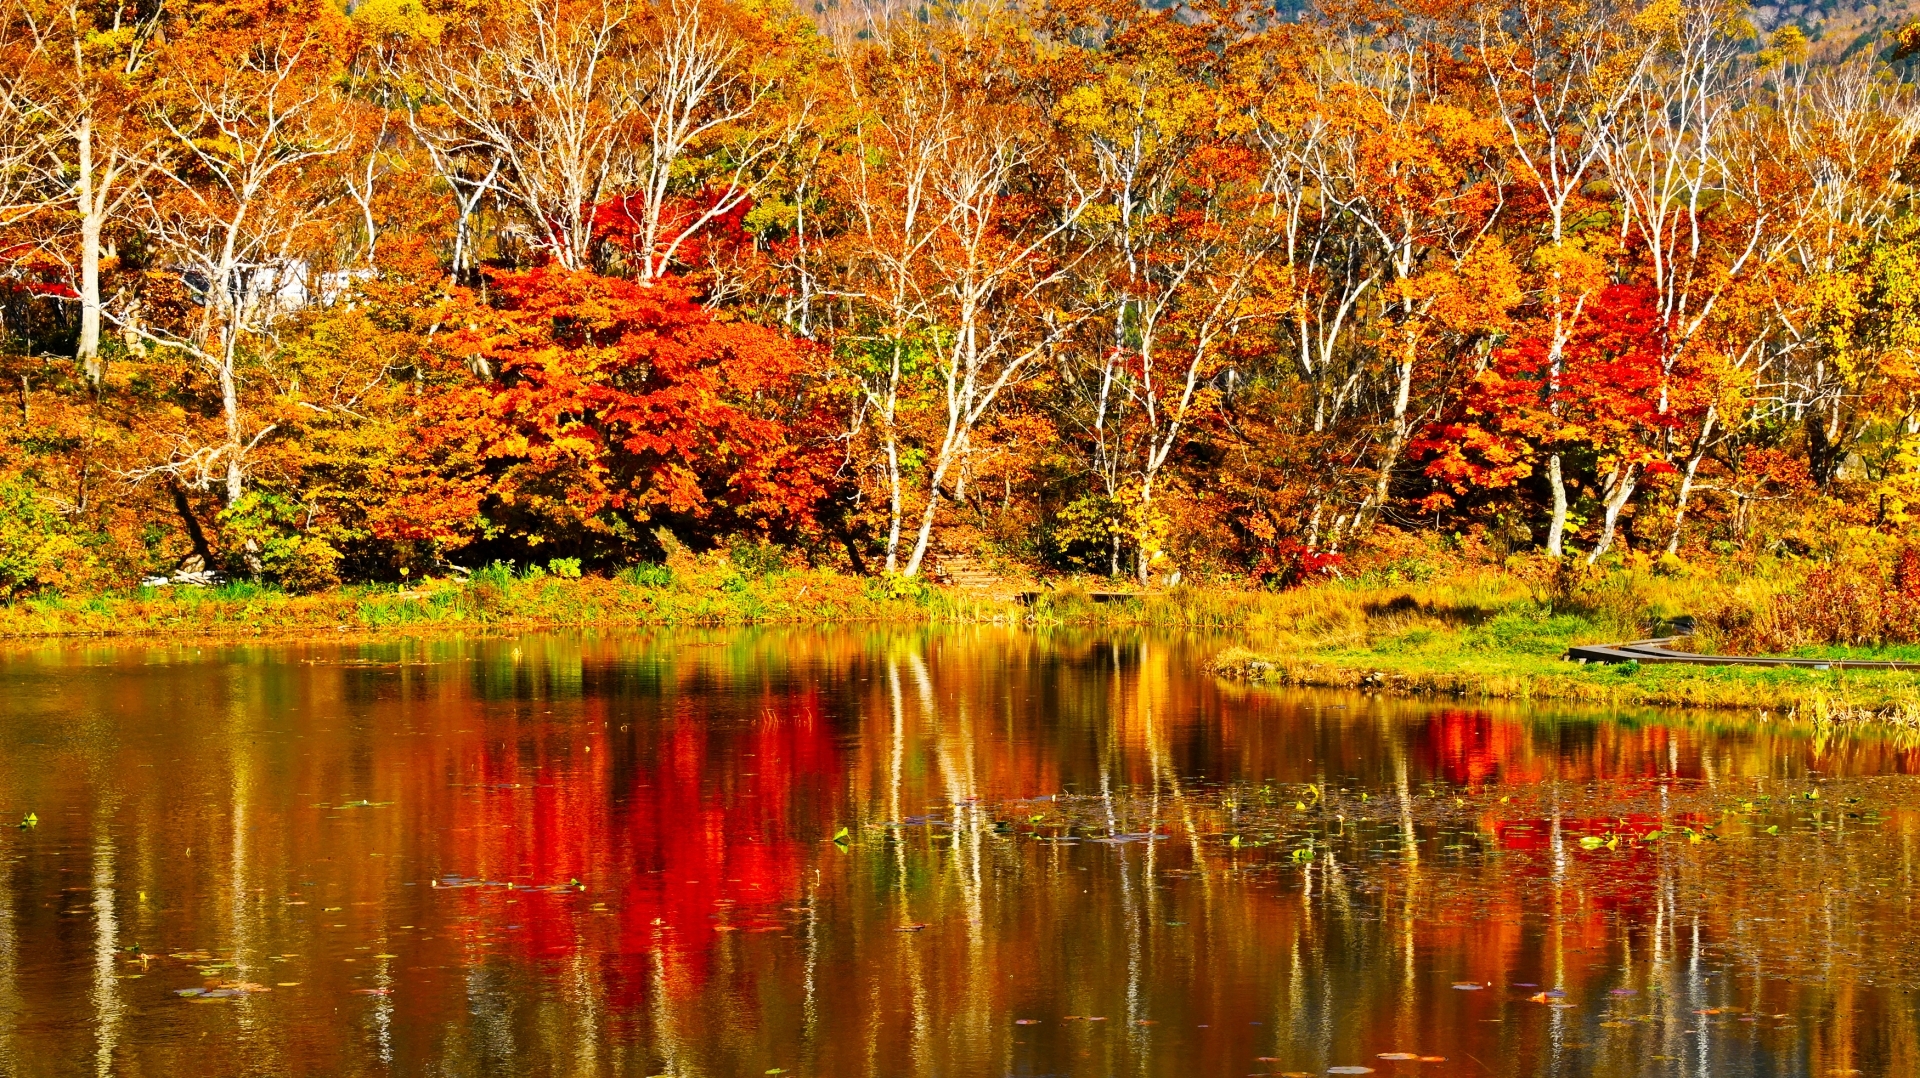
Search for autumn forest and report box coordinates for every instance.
[0,0,1915,597]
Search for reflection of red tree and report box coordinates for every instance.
[1420,710,1533,787]
[611,692,840,989]
[1417,710,1703,787]
[436,688,842,1003]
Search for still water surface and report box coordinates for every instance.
[1,628,1917,1077]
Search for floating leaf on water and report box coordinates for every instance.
[1451,982,1484,990]
[765,1069,787,1075]
[1578,836,1605,850]
[1418,1057,1446,1063]
[1766,825,1780,835]
[832,827,850,844]
[1015,1019,1040,1025]
[277,982,300,987]
[1327,1068,1376,1075]
[896,923,927,932]
[1377,1053,1420,1060]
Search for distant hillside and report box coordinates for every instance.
[1755,0,1915,61]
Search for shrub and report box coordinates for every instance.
[0,480,90,599]
[217,490,343,592]
[728,538,790,577]
[617,562,673,589]
[277,537,343,593]
[1706,545,1920,652]
[466,561,516,613]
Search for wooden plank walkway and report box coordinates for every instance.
[1565,637,1920,671]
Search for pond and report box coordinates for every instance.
[0,628,1916,1077]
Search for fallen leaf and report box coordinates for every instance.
[1378,1053,1420,1060]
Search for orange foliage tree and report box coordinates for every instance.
[431,267,836,560]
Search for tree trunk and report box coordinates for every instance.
[901,488,939,578]
[1362,332,1418,532]
[1665,408,1715,555]
[1586,465,1637,565]
[1545,453,1569,557]
[220,356,244,506]
[76,116,103,386]
[882,432,903,575]
[167,476,216,568]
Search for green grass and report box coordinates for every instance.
[0,561,1021,638]
[1201,560,1920,722]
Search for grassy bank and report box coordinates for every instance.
[0,559,1018,638]
[1185,559,1920,723]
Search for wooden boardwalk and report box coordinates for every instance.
[1565,636,1920,671]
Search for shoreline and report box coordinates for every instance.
[9,566,1920,725]
[1208,646,1920,725]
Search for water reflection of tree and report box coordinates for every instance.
[3,631,1919,1075]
